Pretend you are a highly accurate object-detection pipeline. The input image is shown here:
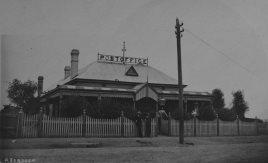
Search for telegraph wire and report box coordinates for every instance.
[184,28,267,83]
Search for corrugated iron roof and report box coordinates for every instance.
[77,61,178,84]
[60,85,136,92]
[46,61,178,91]
[159,90,211,96]
[45,61,211,97]
[52,85,210,96]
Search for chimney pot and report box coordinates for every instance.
[70,49,79,78]
[64,66,71,79]
[38,76,44,97]
[38,76,44,80]
[71,49,79,55]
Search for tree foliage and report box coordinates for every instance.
[212,88,225,113]
[197,102,216,121]
[7,79,39,113]
[218,108,237,121]
[171,109,192,120]
[232,90,249,119]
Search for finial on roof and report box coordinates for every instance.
[146,58,149,83]
[122,41,126,64]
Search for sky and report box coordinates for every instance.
[1,0,268,119]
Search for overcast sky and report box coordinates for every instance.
[1,0,268,119]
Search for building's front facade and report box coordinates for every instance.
[39,49,212,117]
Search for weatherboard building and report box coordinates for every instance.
[39,47,212,117]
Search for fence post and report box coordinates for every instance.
[121,111,124,137]
[155,112,158,137]
[194,115,196,137]
[37,108,44,137]
[168,112,171,136]
[216,114,219,136]
[16,109,23,138]
[255,116,258,135]
[237,115,240,136]
[82,109,86,137]
[142,119,145,137]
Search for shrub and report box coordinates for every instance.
[218,108,237,121]
[197,103,216,121]
[171,109,192,120]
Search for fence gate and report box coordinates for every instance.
[160,118,169,135]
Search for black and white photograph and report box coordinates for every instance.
[1,0,268,162]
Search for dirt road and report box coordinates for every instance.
[1,136,268,163]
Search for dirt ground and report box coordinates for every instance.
[1,136,268,163]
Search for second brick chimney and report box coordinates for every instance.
[64,66,71,79]
[70,49,79,78]
[38,76,44,97]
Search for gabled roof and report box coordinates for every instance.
[134,83,158,101]
[77,61,177,84]
[46,61,178,92]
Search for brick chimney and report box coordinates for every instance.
[38,76,44,97]
[70,49,79,78]
[64,66,71,79]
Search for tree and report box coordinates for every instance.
[212,88,225,113]
[197,102,216,121]
[232,90,249,119]
[218,108,236,121]
[7,79,39,113]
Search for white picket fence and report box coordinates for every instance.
[20,113,258,138]
[240,121,258,136]
[42,115,83,137]
[170,119,179,136]
[218,120,237,136]
[21,114,38,138]
[258,122,268,135]
[196,119,217,136]
[184,119,195,136]
[85,116,121,137]
[161,118,258,137]
[148,118,157,137]
[123,117,137,137]
[169,119,195,137]
[160,119,169,135]
[20,114,156,138]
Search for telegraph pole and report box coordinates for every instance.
[175,18,184,144]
